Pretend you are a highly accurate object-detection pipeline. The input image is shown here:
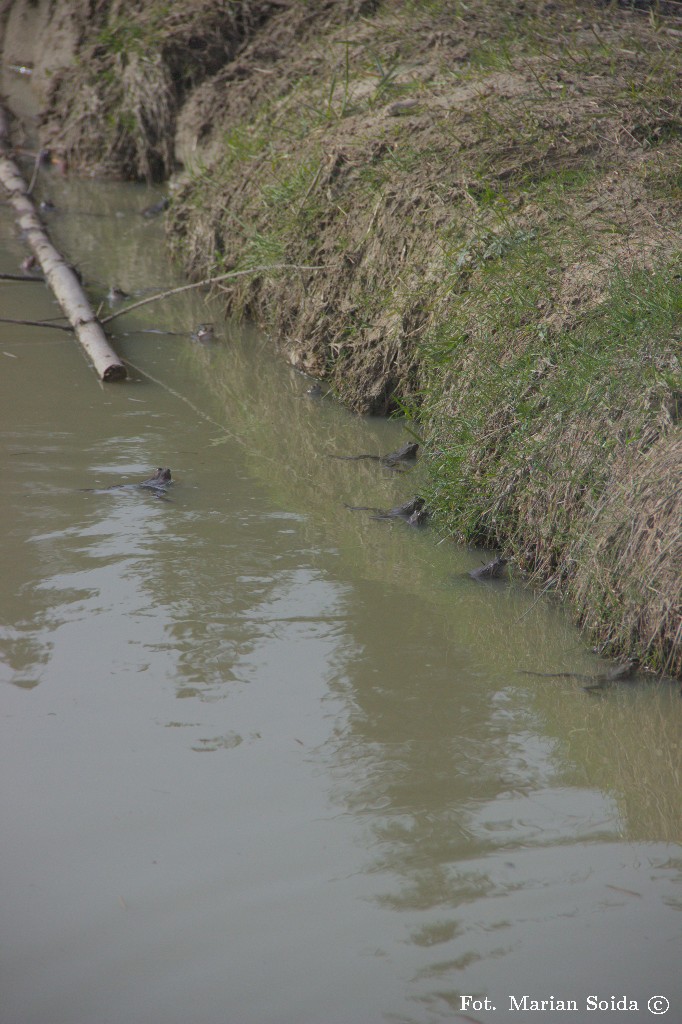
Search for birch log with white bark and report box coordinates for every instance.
[0,105,126,382]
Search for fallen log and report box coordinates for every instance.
[0,105,126,382]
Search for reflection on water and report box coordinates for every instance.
[1,159,681,1024]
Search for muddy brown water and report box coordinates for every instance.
[1,167,681,1024]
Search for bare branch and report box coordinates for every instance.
[100,263,326,325]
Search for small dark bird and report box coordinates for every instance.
[81,467,172,499]
[582,660,640,693]
[140,468,172,495]
[345,495,428,527]
[191,323,215,344]
[330,441,419,469]
[108,285,129,305]
[519,659,641,691]
[468,556,508,580]
[141,196,170,218]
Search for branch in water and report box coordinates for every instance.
[0,316,71,331]
[100,263,326,325]
[27,148,49,195]
[0,272,45,282]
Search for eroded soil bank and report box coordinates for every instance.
[1,0,681,675]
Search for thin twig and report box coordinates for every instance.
[100,263,326,325]
[512,575,559,624]
[0,316,72,331]
[520,60,552,97]
[0,272,45,282]
[122,356,229,432]
[121,356,281,471]
[26,148,46,195]
[298,164,323,213]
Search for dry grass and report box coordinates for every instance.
[34,0,682,673]
[39,0,258,180]
[169,0,681,673]
[571,431,682,675]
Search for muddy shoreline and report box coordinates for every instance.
[1,0,680,676]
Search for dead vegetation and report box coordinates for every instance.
[571,431,682,669]
[27,0,682,674]
[38,0,278,179]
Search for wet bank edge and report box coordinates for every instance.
[1,0,680,677]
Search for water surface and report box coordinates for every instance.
[1,151,681,1024]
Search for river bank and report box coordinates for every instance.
[1,0,680,676]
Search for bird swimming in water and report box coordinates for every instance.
[191,323,215,344]
[107,285,129,305]
[141,196,170,218]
